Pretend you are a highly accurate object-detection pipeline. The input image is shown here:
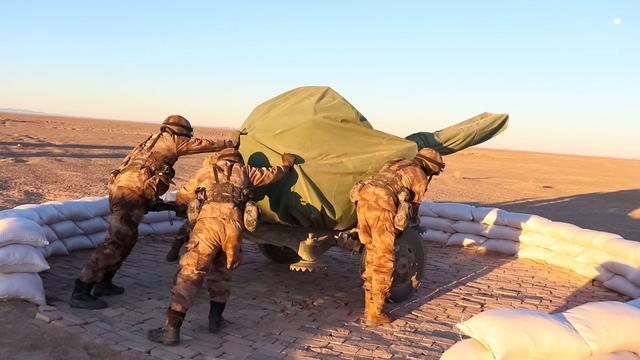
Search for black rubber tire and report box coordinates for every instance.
[360,227,425,303]
[258,244,301,264]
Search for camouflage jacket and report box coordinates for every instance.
[111,131,239,195]
[351,159,429,212]
[176,157,290,222]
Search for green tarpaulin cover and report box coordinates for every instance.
[239,86,508,230]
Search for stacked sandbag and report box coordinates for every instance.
[0,217,49,305]
[0,194,186,260]
[419,202,640,298]
[441,300,640,359]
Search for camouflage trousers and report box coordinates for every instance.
[356,200,397,313]
[169,217,243,313]
[80,185,146,283]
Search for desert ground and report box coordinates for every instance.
[0,112,638,359]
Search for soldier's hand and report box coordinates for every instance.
[223,129,241,149]
[224,240,243,270]
[281,153,296,167]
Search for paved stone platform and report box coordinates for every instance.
[39,235,628,360]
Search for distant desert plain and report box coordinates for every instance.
[1,111,638,240]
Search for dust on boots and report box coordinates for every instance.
[148,308,185,346]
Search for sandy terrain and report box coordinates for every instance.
[0,111,638,358]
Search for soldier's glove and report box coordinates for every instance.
[149,201,177,213]
[281,153,296,167]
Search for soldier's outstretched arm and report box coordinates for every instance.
[246,153,296,187]
[175,130,241,156]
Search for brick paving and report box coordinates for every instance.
[39,235,628,359]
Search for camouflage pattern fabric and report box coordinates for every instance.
[80,185,146,282]
[79,131,238,283]
[167,154,291,313]
[353,158,431,322]
[170,217,242,312]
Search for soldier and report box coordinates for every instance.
[148,148,296,346]
[70,115,240,310]
[350,148,445,326]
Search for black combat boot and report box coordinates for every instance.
[208,301,226,333]
[148,308,185,346]
[70,279,108,309]
[93,271,125,296]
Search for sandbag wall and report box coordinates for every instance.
[441,299,640,360]
[0,194,184,305]
[419,202,640,298]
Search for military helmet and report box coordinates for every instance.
[215,148,245,164]
[160,115,193,138]
[414,148,445,175]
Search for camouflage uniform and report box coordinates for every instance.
[77,116,239,291]
[351,149,444,326]
[168,151,292,313]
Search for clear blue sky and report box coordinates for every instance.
[1,1,638,158]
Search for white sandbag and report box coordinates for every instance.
[600,261,637,279]
[51,201,94,221]
[471,207,508,226]
[452,221,522,241]
[586,354,640,360]
[603,275,640,298]
[418,202,438,217]
[517,232,557,249]
[546,254,581,272]
[422,229,451,244]
[479,239,519,255]
[150,220,183,234]
[563,301,640,355]
[61,235,95,252]
[138,223,155,236]
[541,222,582,242]
[142,210,176,224]
[41,225,59,243]
[600,238,640,267]
[549,241,586,257]
[0,244,50,273]
[456,308,591,360]
[28,202,66,224]
[573,264,615,282]
[0,272,46,305]
[89,232,107,247]
[0,217,48,248]
[502,212,551,231]
[0,208,42,223]
[447,233,486,247]
[517,245,552,262]
[440,338,493,360]
[576,248,619,267]
[572,230,623,249]
[49,220,84,239]
[76,196,109,217]
[40,240,69,257]
[420,216,455,233]
[451,221,486,236]
[74,217,109,234]
[430,202,473,221]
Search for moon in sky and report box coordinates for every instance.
[613,18,623,25]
